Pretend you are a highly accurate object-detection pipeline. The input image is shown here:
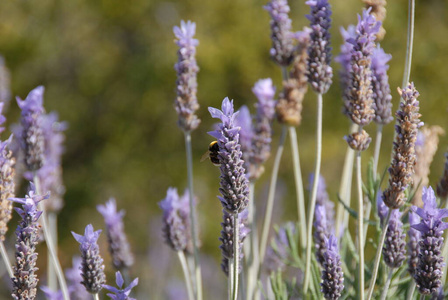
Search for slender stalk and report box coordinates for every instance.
[184,132,203,300]
[419,295,425,300]
[232,213,240,300]
[177,251,195,300]
[356,152,365,300]
[362,201,371,250]
[33,176,70,300]
[0,240,13,278]
[229,258,235,300]
[246,183,259,300]
[93,294,99,300]
[303,93,323,293]
[401,0,415,89]
[288,126,307,250]
[366,209,392,300]
[373,125,383,177]
[379,269,393,300]
[406,281,416,300]
[335,123,357,237]
[259,125,288,263]
[48,212,57,291]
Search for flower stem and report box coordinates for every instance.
[406,281,416,300]
[303,92,323,293]
[366,209,392,300]
[232,213,240,300]
[356,151,365,300]
[379,268,393,300]
[373,124,383,177]
[259,125,287,264]
[33,175,70,300]
[246,183,259,300]
[288,126,307,251]
[419,295,425,300]
[401,0,415,89]
[48,212,58,291]
[93,293,100,300]
[0,240,13,278]
[184,132,203,300]
[229,258,235,300]
[335,123,357,238]
[177,251,195,300]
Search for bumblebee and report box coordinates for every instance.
[200,141,220,166]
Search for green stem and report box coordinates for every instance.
[288,126,307,251]
[246,183,259,300]
[356,152,365,300]
[379,269,393,300]
[232,213,240,300]
[93,293,99,300]
[0,240,13,278]
[259,125,287,264]
[33,176,70,300]
[407,281,416,300]
[229,258,234,300]
[184,132,203,300]
[178,251,195,300]
[303,93,323,293]
[373,125,383,177]
[401,0,415,89]
[335,123,357,237]
[366,209,392,300]
[419,295,425,300]
[48,212,57,291]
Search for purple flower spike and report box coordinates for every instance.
[208,98,249,213]
[376,192,388,224]
[10,185,48,300]
[65,256,90,300]
[251,78,276,179]
[103,271,139,300]
[72,224,106,294]
[159,188,192,252]
[321,234,344,300]
[41,287,64,300]
[264,0,295,66]
[174,20,200,132]
[220,208,250,276]
[306,0,333,94]
[336,25,356,108]
[97,198,134,270]
[16,86,46,171]
[265,222,295,272]
[0,135,15,242]
[407,211,421,277]
[234,105,253,174]
[371,45,393,124]
[314,204,331,266]
[308,174,334,222]
[382,209,406,268]
[412,187,448,295]
[344,9,380,128]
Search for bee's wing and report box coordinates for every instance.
[200,151,210,162]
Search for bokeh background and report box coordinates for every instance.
[0,0,447,298]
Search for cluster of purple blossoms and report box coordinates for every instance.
[412,187,448,295]
[383,210,406,268]
[407,211,421,277]
[98,198,134,270]
[103,271,139,300]
[219,209,250,275]
[383,83,423,209]
[264,0,295,66]
[306,0,333,94]
[65,257,91,300]
[371,45,393,124]
[174,20,200,132]
[72,224,106,294]
[265,222,295,272]
[10,185,48,300]
[208,98,249,213]
[234,105,253,174]
[335,25,356,104]
[159,187,193,253]
[320,235,344,300]
[16,86,46,171]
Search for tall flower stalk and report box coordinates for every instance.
[303,0,333,293]
[173,19,202,300]
[321,235,344,300]
[209,98,249,300]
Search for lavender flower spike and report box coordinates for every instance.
[159,187,192,252]
[407,211,421,277]
[382,208,406,268]
[412,187,448,295]
[250,78,276,179]
[264,0,295,66]
[174,20,200,132]
[313,204,331,266]
[103,271,139,300]
[306,0,333,94]
[344,9,380,128]
[371,45,393,125]
[234,105,253,175]
[208,98,249,213]
[16,86,46,171]
[10,185,48,300]
[321,234,344,300]
[0,134,15,242]
[383,83,423,209]
[65,256,90,300]
[72,224,106,294]
[335,25,356,111]
[97,198,134,270]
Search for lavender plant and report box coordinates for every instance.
[103,271,138,300]
[320,235,344,300]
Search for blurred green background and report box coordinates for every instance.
[0,0,447,298]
